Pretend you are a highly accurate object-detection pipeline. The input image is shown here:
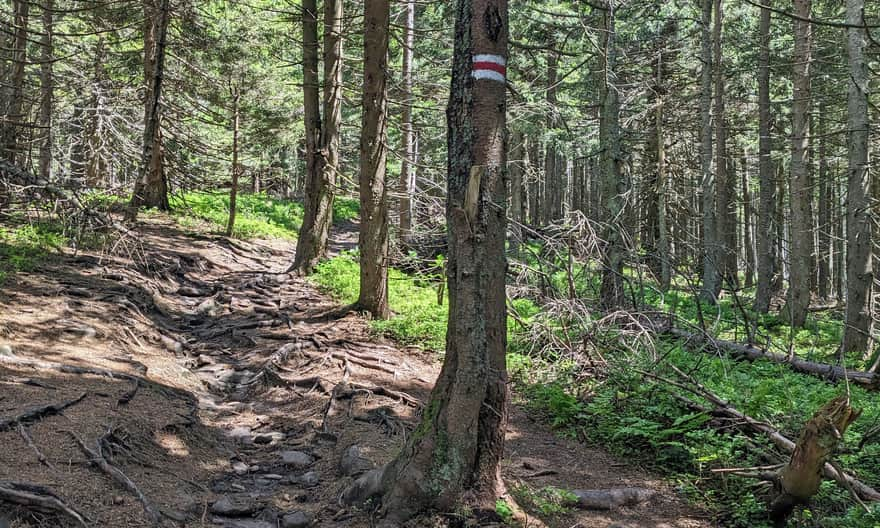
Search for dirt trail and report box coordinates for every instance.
[0,216,710,528]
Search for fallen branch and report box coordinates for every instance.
[666,327,879,389]
[0,481,89,527]
[567,487,656,510]
[641,367,880,504]
[68,429,162,525]
[0,392,87,431]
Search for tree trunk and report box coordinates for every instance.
[291,0,338,274]
[226,89,241,237]
[842,0,872,357]
[742,153,755,288]
[356,0,391,319]
[38,0,53,180]
[770,396,861,524]
[785,0,812,328]
[816,104,830,300]
[344,0,509,521]
[509,130,525,253]
[652,40,671,291]
[713,0,735,291]
[754,3,776,313]
[699,0,718,303]
[127,0,170,218]
[398,0,416,240]
[599,3,626,310]
[1,0,29,163]
[545,48,560,223]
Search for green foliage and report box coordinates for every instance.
[166,191,359,240]
[312,252,538,352]
[494,499,514,524]
[510,485,577,517]
[0,222,66,283]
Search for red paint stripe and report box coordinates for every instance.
[472,61,506,75]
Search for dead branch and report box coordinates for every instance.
[666,327,879,389]
[0,481,89,527]
[641,367,880,503]
[567,487,656,510]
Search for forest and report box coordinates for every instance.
[0,0,879,526]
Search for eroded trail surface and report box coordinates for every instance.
[0,216,710,528]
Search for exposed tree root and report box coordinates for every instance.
[0,392,87,431]
[18,424,55,470]
[68,429,162,526]
[0,481,89,528]
[0,355,197,409]
[667,327,879,389]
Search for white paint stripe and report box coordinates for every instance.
[473,54,506,66]
[472,69,506,83]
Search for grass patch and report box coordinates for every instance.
[0,222,66,283]
[168,191,359,240]
[312,251,538,352]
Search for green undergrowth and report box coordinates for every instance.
[167,191,359,239]
[515,244,857,369]
[314,243,880,526]
[312,251,538,352]
[509,341,880,527]
[0,221,67,283]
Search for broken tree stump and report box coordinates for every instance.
[770,395,861,524]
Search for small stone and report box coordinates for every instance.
[253,432,284,445]
[281,511,313,528]
[112,495,125,505]
[290,471,319,488]
[210,496,258,517]
[227,426,252,443]
[196,298,221,316]
[261,474,284,480]
[231,461,249,475]
[0,344,14,356]
[280,450,314,469]
[230,484,245,492]
[339,445,373,476]
[215,520,274,528]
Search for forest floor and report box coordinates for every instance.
[0,214,712,528]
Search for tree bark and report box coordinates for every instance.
[398,0,416,240]
[842,0,872,357]
[1,0,29,163]
[699,0,718,303]
[599,2,626,310]
[770,397,861,524]
[345,0,509,521]
[291,0,334,274]
[509,130,525,253]
[713,0,735,291]
[754,3,776,313]
[742,153,755,289]
[226,89,241,237]
[816,104,830,300]
[127,0,170,218]
[785,0,813,328]
[356,0,391,319]
[38,0,53,180]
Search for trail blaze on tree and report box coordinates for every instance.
[344,0,510,522]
